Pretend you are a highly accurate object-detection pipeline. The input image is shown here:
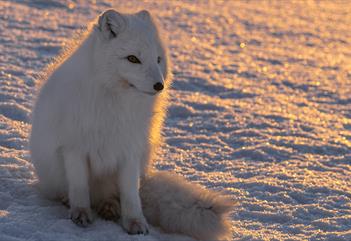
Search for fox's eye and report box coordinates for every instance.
[157,56,161,64]
[127,55,141,64]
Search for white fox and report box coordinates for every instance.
[30,9,232,240]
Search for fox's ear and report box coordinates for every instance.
[98,9,127,39]
[137,10,151,21]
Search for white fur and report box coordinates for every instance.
[30,9,232,239]
[141,171,232,240]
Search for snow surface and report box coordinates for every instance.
[1,0,351,240]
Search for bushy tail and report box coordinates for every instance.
[140,171,233,240]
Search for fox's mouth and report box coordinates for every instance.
[128,83,157,96]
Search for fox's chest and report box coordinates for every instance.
[82,97,153,175]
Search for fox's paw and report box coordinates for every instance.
[97,197,121,221]
[122,216,149,235]
[70,207,93,227]
[61,194,70,208]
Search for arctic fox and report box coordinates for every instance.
[30,9,232,240]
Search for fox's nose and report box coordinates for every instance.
[153,82,164,91]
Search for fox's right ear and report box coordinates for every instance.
[98,9,127,39]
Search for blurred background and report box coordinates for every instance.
[0,1,350,240]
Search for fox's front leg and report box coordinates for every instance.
[64,149,93,227]
[118,158,149,235]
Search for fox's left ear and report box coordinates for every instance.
[137,10,152,21]
[98,9,127,39]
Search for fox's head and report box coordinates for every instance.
[95,9,169,96]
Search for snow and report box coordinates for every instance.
[0,0,350,240]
